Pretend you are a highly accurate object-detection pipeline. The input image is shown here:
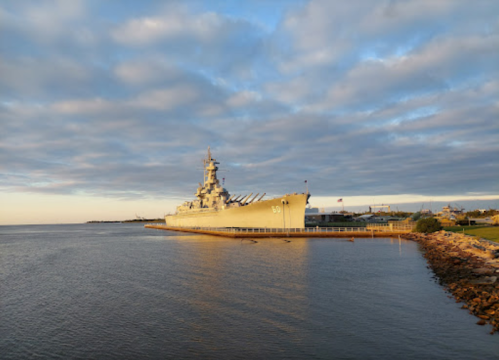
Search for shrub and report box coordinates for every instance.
[415,217,442,233]
[412,211,422,221]
[457,219,475,226]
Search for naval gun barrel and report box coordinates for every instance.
[257,193,266,201]
[241,193,253,205]
[247,193,260,204]
[225,194,235,204]
[233,195,242,202]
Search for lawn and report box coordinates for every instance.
[443,225,499,242]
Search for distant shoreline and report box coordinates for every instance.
[87,219,164,224]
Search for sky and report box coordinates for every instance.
[1,0,498,225]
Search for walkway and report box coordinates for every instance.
[144,224,413,238]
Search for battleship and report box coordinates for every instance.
[165,147,310,228]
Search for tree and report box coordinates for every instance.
[415,217,442,233]
[412,212,422,221]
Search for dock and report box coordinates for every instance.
[144,224,413,238]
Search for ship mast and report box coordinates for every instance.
[203,146,211,186]
[203,146,217,187]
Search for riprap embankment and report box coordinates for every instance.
[403,231,499,334]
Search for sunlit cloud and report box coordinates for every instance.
[0,0,498,224]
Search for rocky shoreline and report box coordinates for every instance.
[402,231,499,334]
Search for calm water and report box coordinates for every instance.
[0,224,497,359]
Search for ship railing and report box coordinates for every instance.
[146,224,414,233]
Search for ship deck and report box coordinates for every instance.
[144,224,413,238]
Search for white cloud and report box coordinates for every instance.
[226,90,261,108]
[111,6,225,46]
[51,98,115,114]
[0,56,93,98]
[50,85,200,114]
[276,0,499,73]
[307,33,499,111]
[114,59,179,85]
[265,75,317,104]
[130,86,199,111]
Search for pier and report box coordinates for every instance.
[144,224,414,238]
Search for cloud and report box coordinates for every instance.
[114,59,180,85]
[110,4,266,80]
[0,0,498,222]
[226,90,261,108]
[111,7,222,45]
[277,0,497,70]
[131,86,200,111]
[274,32,499,112]
[0,56,98,100]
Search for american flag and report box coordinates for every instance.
[337,198,343,202]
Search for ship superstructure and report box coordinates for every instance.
[175,147,238,213]
[165,147,310,228]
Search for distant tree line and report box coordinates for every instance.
[465,209,499,218]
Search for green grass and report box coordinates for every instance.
[443,225,499,242]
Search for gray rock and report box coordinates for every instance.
[469,276,497,285]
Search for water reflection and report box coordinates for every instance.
[170,236,311,352]
[1,225,498,360]
[155,235,499,359]
[389,236,404,256]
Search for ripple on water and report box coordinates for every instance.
[0,225,498,359]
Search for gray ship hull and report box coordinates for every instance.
[165,193,308,228]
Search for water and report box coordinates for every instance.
[1,224,497,359]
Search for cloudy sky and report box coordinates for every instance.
[1,0,498,224]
